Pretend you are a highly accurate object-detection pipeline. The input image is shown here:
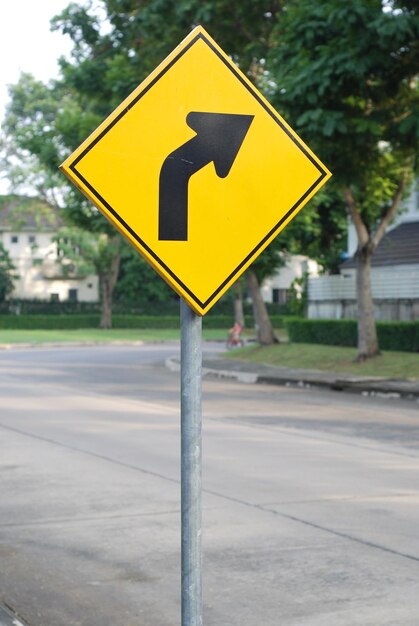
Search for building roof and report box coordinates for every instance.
[341,221,419,269]
[0,195,62,231]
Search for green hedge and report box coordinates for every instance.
[286,319,357,347]
[0,315,183,330]
[0,313,291,330]
[0,315,101,330]
[377,321,419,353]
[285,318,419,353]
[0,298,291,317]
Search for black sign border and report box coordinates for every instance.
[69,31,328,312]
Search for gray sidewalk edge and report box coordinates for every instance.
[165,357,419,400]
[0,605,28,626]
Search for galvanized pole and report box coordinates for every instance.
[180,298,203,626]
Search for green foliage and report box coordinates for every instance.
[0,314,178,330]
[49,0,290,282]
[278,189,348,273]
[0,243,16,302]
[377,320,419,353]
[287,274,307,317]
[0,315,101,330]
[0,296,256,317]
[286,318,419,352]
[0,299,100,316]
[0,0,340,310]
[269,0,419,229]
[5,0,416,336]
[0,312,291,331]
[114,244,177,305]
[286,318,358,347]
[251,240,285,283]
[52,225,120,278]
[269,0,418,356]
[1,1,289,309]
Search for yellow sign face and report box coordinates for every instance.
[60,26,331,315]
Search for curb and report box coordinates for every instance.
[0,606,27,626]
[166,356,258,384]
[165,357,419,400]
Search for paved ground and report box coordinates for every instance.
[0,343,419,625]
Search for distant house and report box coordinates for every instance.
[0,195,99,303]
[261,254,320,305]
[307,183,419,321]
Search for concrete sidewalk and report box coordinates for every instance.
[167,356,419,400]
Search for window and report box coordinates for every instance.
[272,288,288,305]
[50,293,60,302]
[28,235,36,244]
[11,235,18,244]
[68,289,78,302]
[56,237,69,258]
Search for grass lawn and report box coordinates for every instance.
[226,342,419,381]
[0,328,227,345]
[2,328,416,381]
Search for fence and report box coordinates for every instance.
[308,267,419,321]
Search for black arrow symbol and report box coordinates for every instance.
[158,112,254,241]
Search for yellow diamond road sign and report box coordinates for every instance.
[60,26,331,315]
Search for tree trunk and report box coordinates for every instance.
[343,177,407,361]
[233,281,245,328]
[355,245,380,360]
[246,269,279,345]
[99,248,121,330]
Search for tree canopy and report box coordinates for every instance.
[1,0,417,346]
[0,243,16,303]
[268,0,418,357]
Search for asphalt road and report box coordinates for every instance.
[0,343,418,626]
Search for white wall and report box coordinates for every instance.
[308,265,419,321]
[0,230,99,302]
[261,255,320,303]
[309,265,419,301]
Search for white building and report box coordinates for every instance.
[307,182,419,321]
[261,254,320,305]
[0,196,99,302]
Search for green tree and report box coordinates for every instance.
[1,0,337,337]
[114,244,178,308]
[53,227,121,328]
[50,0,288,340]
[279,189,348,275]
[1,72,124,328]
[269,0,419,359]
[0,243,16,302]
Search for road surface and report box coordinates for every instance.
[0,343,418,625]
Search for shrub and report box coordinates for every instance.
[0,315,100,330]
[285,318,419,352]
[377,321,419,353]
[0,312,290,331]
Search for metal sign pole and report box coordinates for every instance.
[180,298,203,626]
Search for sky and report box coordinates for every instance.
[0,1,81,193]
